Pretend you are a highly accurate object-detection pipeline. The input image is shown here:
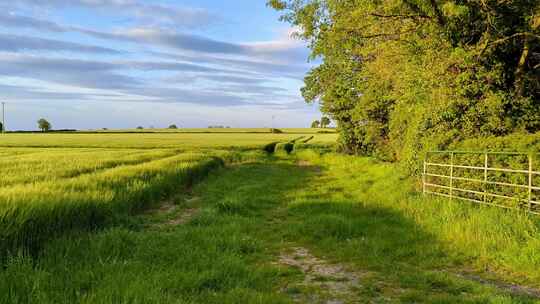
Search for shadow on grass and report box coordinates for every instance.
[0,160,537,303]
[282,164,539,303]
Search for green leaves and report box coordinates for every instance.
[271,0,540,173]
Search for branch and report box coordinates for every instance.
[369,13,432,20]
[479,32,540,57]
[350,28,417,39]
[488,32,540,47]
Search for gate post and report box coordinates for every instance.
[484,153,488,203]
[450,152,454,200]
[423,155,427,195]
[529,154,533,212]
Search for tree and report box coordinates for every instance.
[136,126,144,130]
[311,120,320,128]
[0,121,3,132]
[168,124,178,129]
[269,0,540,171]
[37,118,51,132]
[320,117,331,128]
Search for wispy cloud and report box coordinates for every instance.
[0,33,122,54]
[0,12,66,32]
[0,1,319,129]
[5,0,216,29]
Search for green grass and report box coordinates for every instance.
[291,150,540,287]
[0,132,331,258]
[0,152,227,257]
[0,130,538,303]
[1,150,539,303]
[0,159,307,304]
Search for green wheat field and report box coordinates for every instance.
[1,130,539,303]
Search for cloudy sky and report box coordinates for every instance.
[0,0,320,130]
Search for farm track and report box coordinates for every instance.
[146,157,540,303]
[1,153,539,303]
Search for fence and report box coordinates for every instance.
[423,151,540,215]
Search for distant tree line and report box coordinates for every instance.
[311,116,331,128]
[270,0,540,171]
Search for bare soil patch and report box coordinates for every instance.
[147,195,201,227]
[296,160,322,173]
[455,272,540,299]
[165,207,199,226]
[278,247,365,303]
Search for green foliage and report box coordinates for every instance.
[270,0,540,173]
[37,118,51,132]
[451,132,540,153]
[320,116,331,128]
[168,124,178,129]
[275,142,294,154]
[136,126,144,130]
[311,120,320,128]
[263,142,279,153]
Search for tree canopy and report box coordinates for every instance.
[37,118,51,132]
[269,0,540,171]
[321,116,331,128]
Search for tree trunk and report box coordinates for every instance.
[515,35,531,97]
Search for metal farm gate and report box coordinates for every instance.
[423,151,540,215]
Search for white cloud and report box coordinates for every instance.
[0,2,320,129]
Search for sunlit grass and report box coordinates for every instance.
[292,150,540,286]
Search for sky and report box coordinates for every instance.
[0,0,320,130]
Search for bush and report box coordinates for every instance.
[451,132,540,153]
[275,142,294,154]
[263,142,279,153]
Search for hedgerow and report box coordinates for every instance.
[270,1,540,174]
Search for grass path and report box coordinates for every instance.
[1,156,539,303]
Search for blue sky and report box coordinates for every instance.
[0,0,320,130]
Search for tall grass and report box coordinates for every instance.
[293,150,540,286]
[0,149,177,187]
[0,152,224,258]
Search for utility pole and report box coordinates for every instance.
[1,102,4,134]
